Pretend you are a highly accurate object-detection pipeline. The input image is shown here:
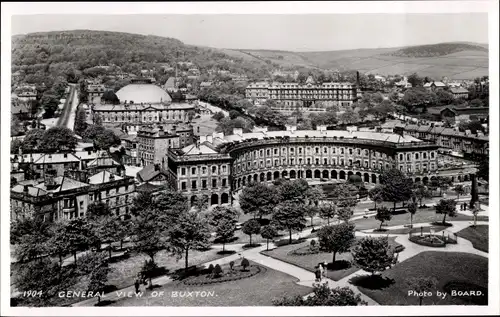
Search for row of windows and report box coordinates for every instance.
[236,158,391,172]
[180,178,228,190]
[180,165,228,176]
[398,152,436,161]
[237,147,393,161]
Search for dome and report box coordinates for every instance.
[116,84,172,104]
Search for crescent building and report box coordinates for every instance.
[166,125,445,208]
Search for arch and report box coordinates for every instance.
[423,177,429,185]
[314,170,321,179]
[430,176,437,181]
[290,170,297,179]
[331,170,338,179]
[363,173,369,183]
[464,174,470,182]
[274,171,280,180]
[298,170,303,178]
[253,174,258,182]
[260,173,265,182]
[356,172,362,177]
[347,171,354,178]
[247,175,252,184]
[415,177,421,183]
[238,178,241,188]
[322,170,329,179]
[266,172,272,181]
[451,176,455,182]
[221,193,229,204]
[339,171,346,180]
[371,174,377,184]
[458,175,463,182]
[210,194,218,206]
[282,170,288,178]
[242,177,246,186]
[306,170,312,179]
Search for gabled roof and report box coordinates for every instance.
[181,143,218,155]
[449,87,469,94]
[11,185,48,197]
[34,176,89,193]
[137,164,169,182]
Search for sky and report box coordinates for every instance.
[11,13,489,52]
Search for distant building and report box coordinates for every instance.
[423,81,447,91]
[87,171,136,217]
[88,84,106,104]
[199,81,213,89]
[449,87,469,100]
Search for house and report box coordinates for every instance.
[200,81,213,89]
[429,106,489,124]
[449,87,469,100]
[423,81,447,91]
[136,164,170,195]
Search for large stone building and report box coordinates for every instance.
[137,122,194,167]
[91,78,195,130]
[167,126,443,208]
[245,77,358,111]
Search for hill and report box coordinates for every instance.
[11,30,489,85]
[225,42,488,79]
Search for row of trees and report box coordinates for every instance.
[11,126,78,154]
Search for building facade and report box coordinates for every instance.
[245,80,358,111]
[166,126,442,208]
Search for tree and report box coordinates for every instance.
[87,201,111,220]
[94,129,121,151]
[330,183,357,209]
[74,107,88,135]
[21,128,44,153]
[380,168,413,211]
[187,110,196,122]
[212,111,225,121]
[375,206,392,230]
[413,184,432,207]
[239,182,279,219]
[407,202,417,228]
[229,110,240,119]
[40,127,78,153]
[405,277,438,305]
[12,219,52,263]
[101,90,120,104]
[453,184,465,200]
[277,179,310,204]
[407,73,423,87]
[214,217,237,252]
[318,223,355,263]
[336,207,354,224]
[272,201,307,244]
[477,158,489,182]
[305,186,324,207]
[132,207,168,264]
[351,236,397,275]
[207,205,240,228]
[318,202,336,225]
[131,191,154,215]
[305,205,319,230]
[273,283,367,306]
[85,255,111,305]
[169,212,211,269]
[154,190,190,224]
[242,219,261,245]
[340,109,360,124]
[260,225,278,251]
[240,258,250,271]
[14,258,77,306]
[435,199,457,225]
[368,186,384,210]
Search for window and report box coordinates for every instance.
[290,158,295,165]
[399,154,404,161]
[222,179,227,187]
[222,165,227,173]
[315,158,320,165]
[266,149,270,156]
[181,168,186,176]
[349,149,353,155]
[191,180,197,189]
[307,158,311,164]
[324,158,328,164]
[431,152,435,159]
[357,149,361,155]
[274,149,278,155]
[212,179,217,188]
[106,189,110,196]
[423,152,427,159]
[212,166,217,174]
[340,148,344,154]
[202,167,207,175]
[415,153,419,160]
[202,180,207,189]
[191,167,197,175]
[259,150,263,157]
[407,154,411,161]
[290,148,294,153]
[324,147,328,154]
[315,147,320,154]
[349,159,353,166]
[181,182,186,190]
[274,159,279,166]
[298,148,302,154]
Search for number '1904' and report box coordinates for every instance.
[23,291,43,297]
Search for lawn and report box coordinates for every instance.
[107,248,229,290]
[109,260,312,306]
[456,225,489,253]
[367,225,448,235]
[352,207,488,231]
[352,251,488,305]
[261,237,402,282]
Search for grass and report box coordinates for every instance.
[108,260,312,306]
[456,225,489,253]
[352,251,488,305]
[352,207,488,231]
[367,225,448,235]
[262,237,402,282]
[107,248,229,290]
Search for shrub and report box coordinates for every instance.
[229,261,235,270]
[241,258,250,271]
[274,237,306,247]
[207,264,214,273]
[394,245,405,253]
[213,264,223,278]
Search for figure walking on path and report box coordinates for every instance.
[315,267,322,282]
[322,262,328,279]
[134,278,140,294]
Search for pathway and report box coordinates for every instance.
[71,216,488,307]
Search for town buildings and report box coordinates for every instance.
[245,77,358,111]
[88,83,106,104]
[449,87,470,99]
[427,106,489,124]
[166,125,444,208]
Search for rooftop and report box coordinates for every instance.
[116,83,172,104]
[137,164,169,182]
[88,171,123,184]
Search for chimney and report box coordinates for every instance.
[23,185,29,194]
[316,125,327,134]
[154,164,160,171]
[64,153,68,158]
[286,125,297,133]
[109,173,115,181]
[233,128,243,137]
[88,150,92,155]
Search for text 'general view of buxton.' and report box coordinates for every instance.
[10,29,489,308]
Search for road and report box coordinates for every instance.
[56,83,78,130]
[65,83,80,131]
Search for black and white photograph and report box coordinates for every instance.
[1,1,498,316]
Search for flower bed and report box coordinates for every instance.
[288,245,321,256]
[409,234,457,247]
[180,264,264,286]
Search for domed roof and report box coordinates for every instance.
[116,84,172,104]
